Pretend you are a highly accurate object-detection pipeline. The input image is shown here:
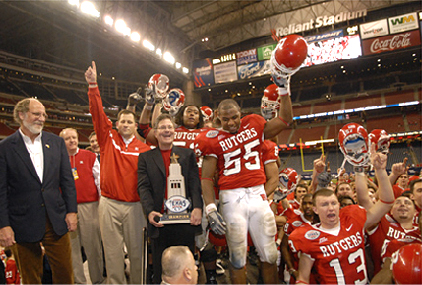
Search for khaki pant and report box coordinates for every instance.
[70,201,104,284]
[99,196,147,284]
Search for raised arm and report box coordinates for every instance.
[388,157,408,186]
[364,144,394,229]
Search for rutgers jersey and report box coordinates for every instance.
[382,238,422,262]
[194,114,266,190]
[173,125,209,150]
[283,208,312,236]
[367,213,421,274]
[262,140,278,164]
[289,205,368,284]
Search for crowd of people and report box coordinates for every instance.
[0,59,421,285]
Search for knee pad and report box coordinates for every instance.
[227,223,247,269]
[200,247,217,263]
[260,242,278,264]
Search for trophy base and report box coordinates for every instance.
[160,213,191,224]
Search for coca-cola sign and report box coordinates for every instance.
[362,30,421,55]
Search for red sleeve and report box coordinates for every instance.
[88,86,113,149]
[262,140,279,164]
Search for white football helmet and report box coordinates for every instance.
[163,88,185,116]
[148,74,170,100]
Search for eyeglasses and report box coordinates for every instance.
[30,112,47,118]
[157,125,174,130]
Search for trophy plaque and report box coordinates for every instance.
[160,153,191,224]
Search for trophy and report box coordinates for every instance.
[160,153,191,224]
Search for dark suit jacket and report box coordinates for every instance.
[0,130,77,243]
[137,146,203,238]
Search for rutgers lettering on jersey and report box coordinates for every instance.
[173,126,208,150]
[367,212,420,274]
[288,205,368,284]
[194,114,267,190]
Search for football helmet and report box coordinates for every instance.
[369,129,391,154]
[148,74,169,99]
[261,84,280,120]
[392,243,422,284]
[270,34,308,83]
[338,123,370,167]
[201,106,214,122]
[279,168,299,194]
[163,88,185,116]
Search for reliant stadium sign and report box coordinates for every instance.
[275,9,367,37]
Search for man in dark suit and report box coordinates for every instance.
[0,98,77,284]
[138,114,203,284]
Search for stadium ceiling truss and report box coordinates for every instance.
[0,0,415,85]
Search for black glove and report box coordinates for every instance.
[128,87,143,106]
[208,211,226,235]
[144,86,155,105]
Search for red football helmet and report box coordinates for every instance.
[270,34,308,80]
[392,243,422,284]
[163,88,185,116]
[261,84,281,120]
[338,123,370,166]
[148,73,169,99]
[369,129,390,154]
[201,106,214,122]
[279,168,299,193]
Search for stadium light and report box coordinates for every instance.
[115,19,131,36]
[182,67,189,74]
[130,32,141,42]
[104,15,114,26]
[143,39,155,51]
[175,62,181,69]
[68,0,79,7]
[80,1,100,18]
[156,48,162,57]
[163,52,175,64]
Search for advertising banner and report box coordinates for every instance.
[237,61,271,80]
[257,43,276,61]
[305,29,344,43]
[360,19,389,39]
[236,48,257,65]
[193,58,214,88]
[388,12,419,34]
[214,61,238,84]
[362,30,421,55]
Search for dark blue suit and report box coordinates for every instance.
[0,130,77,284]
[0,130,77,241]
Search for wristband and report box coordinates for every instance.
[201,177,213,182]
[379,198,394,204]
[278,116,290,127]
[144,104,153,110]
[295,280,308,284]
[278,87,289,97]
[205,203,217,216]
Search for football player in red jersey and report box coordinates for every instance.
[365,195,420,275]
[281,193,316,283]
[195,84,293,283]
[289,144,394,285]
[371,210,422,284]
